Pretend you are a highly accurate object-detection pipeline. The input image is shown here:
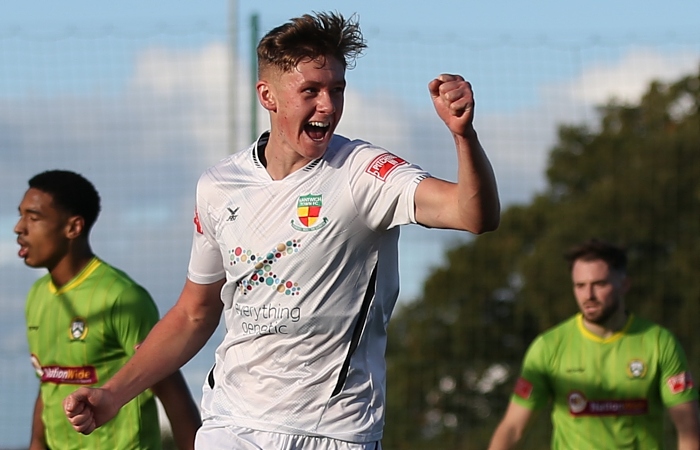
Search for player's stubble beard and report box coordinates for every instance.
[582,295,622,326]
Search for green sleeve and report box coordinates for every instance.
[511,335,552,410]
[25,280,43,378]
[109,283,160,357]
[658,328,698,407]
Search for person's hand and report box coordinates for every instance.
[428,74,475,136]
[63,387,120,435]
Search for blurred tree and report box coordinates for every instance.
[383,66,700,449]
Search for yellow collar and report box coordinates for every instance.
[49,257,101,295]
[576,312,633,343]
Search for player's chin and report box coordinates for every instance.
[21,255,41,268]
[581,309,600,321]
[302,136,331,158]
[304,147,328,160]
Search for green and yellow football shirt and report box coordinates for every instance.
[26,257,162,450]
[512,313,697,450]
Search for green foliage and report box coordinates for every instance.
[384,67,700,449]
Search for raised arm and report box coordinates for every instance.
[414,74,500,233]
[488,401,536,450]
[63,278,224,435]
[668,401,700,450]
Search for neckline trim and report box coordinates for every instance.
[576,312,633,343]
[49,257,101,295]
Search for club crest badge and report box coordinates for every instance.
[291,194,329,232]
[69,317,88,341]
[567,391,588,414]
[627,359,647,378]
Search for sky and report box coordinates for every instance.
[1,0,699,447]
[3,0,700,37]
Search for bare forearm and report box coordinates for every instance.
[29,392,46,450]
[488,426,521,450]
[104,301,220,408]
[488,403,534,450]
[454,129,500,233]
[670,401,700,450]
[676,418,700,450]
[677,435,700,450]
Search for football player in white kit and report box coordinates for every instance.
[64,11,500,450]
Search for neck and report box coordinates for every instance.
[261,132,317,180]
[49,244,95,288]
[266,155,312,180]
[265,146,313,180]
[582,308,628,338]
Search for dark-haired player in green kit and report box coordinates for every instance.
[15,170,201,450]
[489,239,700,450]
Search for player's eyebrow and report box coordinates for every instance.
[18,206,43,216]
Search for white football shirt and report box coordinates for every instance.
[188,132,429,443]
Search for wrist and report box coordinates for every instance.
[459,124,477,139]
[453,126,478,147]
[100,381,129,409]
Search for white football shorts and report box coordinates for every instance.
[195,422,382,450]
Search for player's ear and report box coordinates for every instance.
[257,80,277,112]
[65,215,85,240]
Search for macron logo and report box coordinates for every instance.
[227,207,239,222]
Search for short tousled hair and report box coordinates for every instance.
[257,11,367,78]
[28,170,101,234]
[565,239,627,273]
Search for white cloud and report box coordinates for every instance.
[131,44,229,98]
[551,48,699,107]
[129,43,231,161]
[337,89,414,152]
[471,47,700,206]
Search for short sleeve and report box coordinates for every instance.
[111,284,159,357]
[346,144,430,231]
[187,174,226,284]
[658,329,698,407]
[511,335,552,411]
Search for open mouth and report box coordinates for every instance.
[304,121,330,142]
